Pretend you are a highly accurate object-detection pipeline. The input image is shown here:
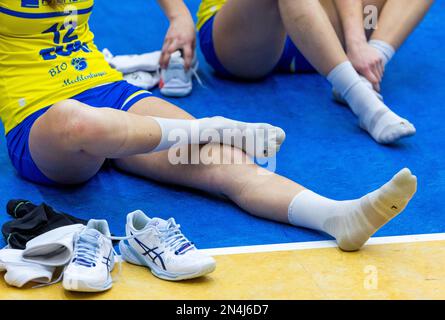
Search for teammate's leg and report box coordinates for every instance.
[371,0,434,50]
[212,0,415,144]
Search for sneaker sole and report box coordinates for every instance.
[119,240,215,281]
[160,85,193,97]
[62,276,113,293]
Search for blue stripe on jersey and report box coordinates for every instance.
[0,5,93,19]
[21,0,39,8]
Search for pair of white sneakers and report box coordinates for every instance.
[63,211,215,293]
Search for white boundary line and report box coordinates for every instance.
[200,233,445,256]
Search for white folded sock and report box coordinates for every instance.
[102,48,161,74]
[22,224,85,267]
[0,249,55,288]
[123,71,160,90]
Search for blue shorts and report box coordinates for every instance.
[6,80,152,186]
[199,15,316,78]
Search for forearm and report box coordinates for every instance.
[334,0,367,50]
[156,0,192,21]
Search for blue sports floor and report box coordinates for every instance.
[0,0,444,249]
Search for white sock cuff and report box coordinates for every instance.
[151,117,179,153]
[151,117,204,153]
[327,61,362,98]
[288,190,335,232]
[369,39,395,64]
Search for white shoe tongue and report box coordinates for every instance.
[81,229,101,242]
[149,218,169,230]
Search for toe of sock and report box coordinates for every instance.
[377,122,416,144]
[390,168,418,196]
[395,168,412,178]
[276,127,286,144]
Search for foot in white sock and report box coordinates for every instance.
[209,117,286,158]
[324,168,417,251]
[288,168,417,252]
[328,62,416,144]
[152,116,286,158]
[360,106,416,145]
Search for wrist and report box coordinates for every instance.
[166,5,191,22]
[346,35,368,52]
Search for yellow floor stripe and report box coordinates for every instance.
[1,240,444,300]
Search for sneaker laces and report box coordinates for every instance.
[33,231,122,289]
[73,232,123,284]
[72,232,100,267]
[108,218,196,255]
[191,67,205,88]
[158,218,195,255]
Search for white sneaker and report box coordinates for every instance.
[63,220,115,292]
[119,210,216,281]
[160,51,200,97]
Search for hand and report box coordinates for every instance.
[160,14,196,70]
[347,42,384,92]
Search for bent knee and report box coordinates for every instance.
[41,100,106,148]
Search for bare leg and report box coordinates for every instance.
[213,0,348,78]
[276,0,348,75]
[214,0,432,77]
[371,0,434,49]
[114,97,304,223]
[29,98,286,184]
[213,0,287,78]
[29,99,164,184]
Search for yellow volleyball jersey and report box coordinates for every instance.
[0,0,123,134]
[197,0,226,30]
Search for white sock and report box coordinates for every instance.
[102,48,161,74]
[123,71,160,90]
[151,116,286,158]
[0,249,55,288]
[328,61,416,144]
[332,75,383,104]
[288,168,417,251]
[369,39,396,66]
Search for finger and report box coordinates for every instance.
[378,60,385,79]
[167,38,179,54]
[364,69,379,90]
[183,44,193,70]
[371,63,382,85]
[160,40,172,69]
[376,62,384,80]
[372,60,383,80]
[161,38,170,53]
[160,51,171,69]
